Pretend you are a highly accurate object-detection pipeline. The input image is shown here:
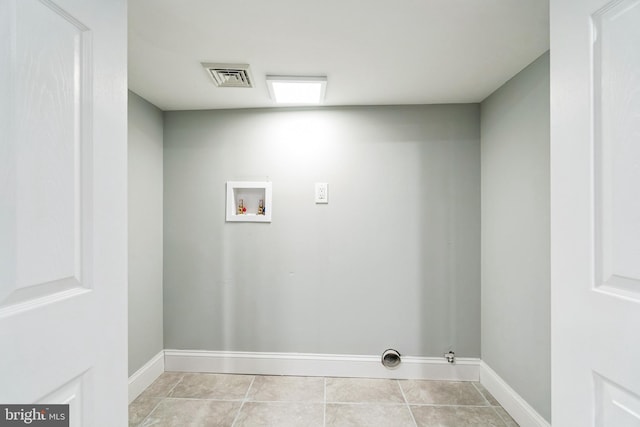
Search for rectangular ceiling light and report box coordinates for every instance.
[266,76,327,105]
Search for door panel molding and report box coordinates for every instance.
[592,0,640,301]
[1,0,94,312]
[595,372,640,426]
[37,371,87,427]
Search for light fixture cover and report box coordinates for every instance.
[266,76,327,105]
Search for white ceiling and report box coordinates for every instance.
[128,0,549,111]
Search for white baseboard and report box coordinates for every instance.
[164,350,480,381]
[128,351,165,404]
[480,361,550,427]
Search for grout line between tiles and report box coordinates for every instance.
[134,373,185,426]
[230,375,256,427]
[164,373,186,398]
[325,401,418,406]
[491,406,512,427]
[471,381,493,406]
[404,403,503,408]
[135,398,164,427]
[184,398,325,404]
[323,377,327,427]
[157,397,247,402]
[397,380,418,427]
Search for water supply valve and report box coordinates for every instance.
[444,351,456,364]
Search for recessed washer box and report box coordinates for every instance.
[226,181,272,223]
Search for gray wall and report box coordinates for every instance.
[480,52,550,421]
[163,105,481,357]
[128,91,164,375]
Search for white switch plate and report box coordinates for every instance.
[315,183,328,204]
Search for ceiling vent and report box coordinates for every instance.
[202,63,253,88]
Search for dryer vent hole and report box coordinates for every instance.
[381,349,401,368]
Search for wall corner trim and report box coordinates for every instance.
[128,350,165,404]
[479,361,550,427]
[163,350,480,381]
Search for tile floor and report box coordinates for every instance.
[129,372,519,426]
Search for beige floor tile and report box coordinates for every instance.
[139,372,184,398]
[128,396,161,426]
[129,373,522,427]
[233,402,324,427]
[325,403,416,427]
[411,405,507,427]
[473,382,501,406]
[400,380,487,405]
[140,399,240,427]
[494,407,519,426]
[169,373,254,400]
[326,378,405,404]
[247,375,324,402]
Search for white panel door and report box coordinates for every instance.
[0,0,127,425]
[551,0,640,425]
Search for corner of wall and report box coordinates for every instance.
[480,51,551,422]
[128,91,165,376]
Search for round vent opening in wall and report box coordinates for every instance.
[381,349,401,369]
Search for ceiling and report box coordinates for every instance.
[128,0,549,111]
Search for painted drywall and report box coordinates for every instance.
[163,105,481,358]
[480,52,550,421]
[128,91,164,375]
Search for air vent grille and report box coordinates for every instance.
[202,63,252,88]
